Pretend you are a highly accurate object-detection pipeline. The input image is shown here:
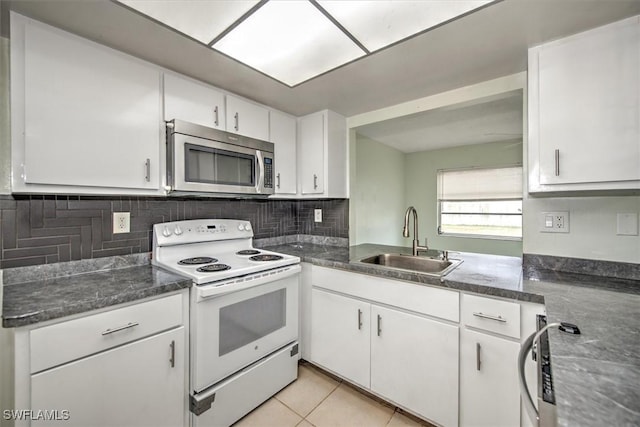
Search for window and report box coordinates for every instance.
[437,166,522,239]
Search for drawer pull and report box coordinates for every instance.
[472,312,507,323]
[101,322,139,336]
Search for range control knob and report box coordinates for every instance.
[238,223,245,231]
[174,225,183,236]
[162,226,172,237]
[245,223,252,231]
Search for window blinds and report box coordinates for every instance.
[437,166,522,201]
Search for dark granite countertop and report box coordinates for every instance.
[2,255,192,328]
[261,242,640,427]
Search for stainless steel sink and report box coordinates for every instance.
[358,253,462,276]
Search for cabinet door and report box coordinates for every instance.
[460,328,521,427]
[371,305,459,427]
[164,73,225,129]
[298,113,325,194]
[19,20,161,191]
[31,328,185,427]
[310,288,370,388]
[535,17,640,185]
[270,111,297,195]
[226,95,269,140]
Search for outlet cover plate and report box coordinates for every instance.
[314,209,322,223]
[540,211,569,233]
[113,212,130,234]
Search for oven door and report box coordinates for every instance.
[192,266,299,392]
[171,132,273,195]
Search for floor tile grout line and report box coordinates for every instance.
[302,380,342,423]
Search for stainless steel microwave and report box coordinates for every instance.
[166,119,274,197]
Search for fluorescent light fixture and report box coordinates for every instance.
[318,0,493,52]
[116,0,497,86]
[119,0,260,44]
[213,1,366,86]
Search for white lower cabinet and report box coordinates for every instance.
[371,305,459,427]
[307,266,544,427]
[310,288,370,388]
[31,327,185,427]
[460,328,521,427]
[310,282,459,427]
[7,291,189,427]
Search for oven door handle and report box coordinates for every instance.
[518,330,539,425]
[198,264,301,300]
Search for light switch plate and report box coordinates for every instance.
[617,213,638,236]
[540,211,569,233]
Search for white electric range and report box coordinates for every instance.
[152,219,300,427]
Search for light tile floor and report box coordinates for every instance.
[233,363,433,427]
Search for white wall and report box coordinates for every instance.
[523,196,640,263]
[352,135,406,246]
[0,35,10,195]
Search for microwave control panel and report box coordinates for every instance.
[264,157,273,188]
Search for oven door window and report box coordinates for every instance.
[185,143,255,186]
[219,288,286,356]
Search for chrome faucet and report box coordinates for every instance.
[402,206,429,256]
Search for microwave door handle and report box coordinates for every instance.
[256,150,265,193]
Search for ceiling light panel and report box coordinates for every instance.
[118,0,260,44]
[213,1,366,86]
[318,0,493,52]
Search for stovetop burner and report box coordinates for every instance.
[179,257,218,265]
[196,264,232,273]
[250,254,284,262]
[236,249,261,256]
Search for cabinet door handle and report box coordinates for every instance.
[357,309,362,330]
[554,149,560,176]
[144,159,151,182]
[169,340,176,368]
[214,106,219,127]
[476,342,482,371]
[313,174,318,190]
[101,322,139,336]
[472,312,507,323]
[277,173,281,189]
[234,112,239,131]
[377,314,382,336]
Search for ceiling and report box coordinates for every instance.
[116,0,493,87]
[356,91,523,153]
[5,0,640,117]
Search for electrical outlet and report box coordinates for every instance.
[113,212,130,234]
[314,209,322,223]
[540,211,569,233]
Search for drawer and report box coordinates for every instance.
[313,266,459,322]
[30,294,183,373]
[462,294,520,338]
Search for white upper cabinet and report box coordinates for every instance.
[528,16,640,193]
[226,94,270,141]
[297,110,348,198]
[269,110,297,195]
[10,13,163,195]
[164,73,225,130]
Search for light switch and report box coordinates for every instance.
[545,215,553,228]
[616,213,638,236]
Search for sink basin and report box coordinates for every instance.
[358,253,462,276]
